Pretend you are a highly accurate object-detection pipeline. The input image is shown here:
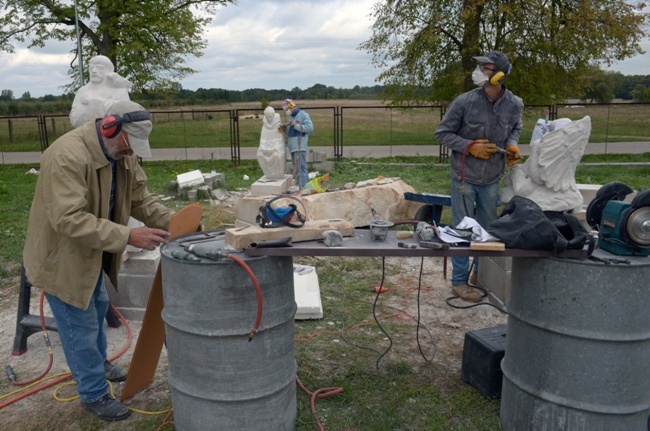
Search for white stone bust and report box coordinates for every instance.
[501,116,591,212]
[257,106,286,179]
[69,55,132,128]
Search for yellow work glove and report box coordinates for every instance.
[505,145,520,167]
[468,140,497,160]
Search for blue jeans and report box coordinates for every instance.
[450,179,500,286]
[46,272,109,403]
[291,150,308,189]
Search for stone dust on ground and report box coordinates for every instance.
[0,251,506,430]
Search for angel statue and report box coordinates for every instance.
[501,116,591,212]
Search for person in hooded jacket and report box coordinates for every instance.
[278,99,314,189]
[23,100,173,421]
[435,50,524,302]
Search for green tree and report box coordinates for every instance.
[580,69,623,103]
[0,89,14,101]
[0,0,236,92]
[631,84,647,101]
[361,0,648,104]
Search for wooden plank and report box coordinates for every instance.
[121,203,204,401]
[225,219,354,249]
[469,241,506,251]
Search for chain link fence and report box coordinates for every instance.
[1,103,649,165]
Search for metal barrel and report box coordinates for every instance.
[160,234,297,431]
[500,251,650,431]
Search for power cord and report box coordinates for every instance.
[372,257,393,370]
[415,257,435,363]
[445,259,508,313]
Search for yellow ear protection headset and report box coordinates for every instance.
[489,71,506,86]
[99,110,151,138]
[489,62,511,85]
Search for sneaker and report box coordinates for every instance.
[469,272,478,286]
[451,284,482,303]
[82,394,131,421]
[104,360,128,382]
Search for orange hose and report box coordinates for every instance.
[296,375,343,431]
[0,303,132,410]
[228,255,263,341]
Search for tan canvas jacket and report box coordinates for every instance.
[23,120,172,310]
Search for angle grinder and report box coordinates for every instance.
[586,181,650,256]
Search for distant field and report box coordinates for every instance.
[1,101,648,155]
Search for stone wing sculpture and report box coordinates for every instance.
[501,116,591,212]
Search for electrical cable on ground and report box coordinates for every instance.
[0,303,133,410]
[0,284,18,296]
[372,257,393,370]
[292,257,442,429]
[331,305,384,358]
[445,258,508,314]
[52,380,172,415]
[295,375,344,431]
[415,257,434,362]
[295,260,438,364]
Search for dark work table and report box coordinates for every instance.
[244,229,588,259]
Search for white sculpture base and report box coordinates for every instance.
[250,174,293,196]
[293,265,323,320]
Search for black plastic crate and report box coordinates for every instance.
[461,325,507,398]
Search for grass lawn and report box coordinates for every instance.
[0,156,648,430]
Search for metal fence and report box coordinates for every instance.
[1,103,649,165]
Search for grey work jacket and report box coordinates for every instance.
[435,86,524,186]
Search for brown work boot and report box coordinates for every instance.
[451,284,482,302]
[469,272,478,286]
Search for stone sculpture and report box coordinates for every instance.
[69,55,131,128]
[501,116,591,212]
[257,106,286,179]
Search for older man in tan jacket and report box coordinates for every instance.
[23,100,172,421]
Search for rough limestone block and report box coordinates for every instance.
[107,273,156,321]
[211,188,228,200]
[236,178,423,227]
[121,248,161,276]
[177,169,205,189]
[250,174,293,196]
[202,171,223,185]
[293,265,323,319]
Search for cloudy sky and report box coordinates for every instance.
[1,0,649,98]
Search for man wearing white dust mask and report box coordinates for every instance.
[435,51,524,302]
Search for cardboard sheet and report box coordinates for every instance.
[121,203,204,401]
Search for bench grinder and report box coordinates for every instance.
[586,181,650,256]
